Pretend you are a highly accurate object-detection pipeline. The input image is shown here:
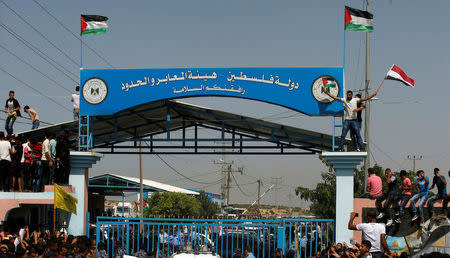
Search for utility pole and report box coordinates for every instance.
[226,165,232,206]
[363,0,371,191]
[225,164,243,206]
[271,177,282,208]
[214,147,233,207]
[214,148,242,206]
[407,155,423,172]
[257,179,261,209]
[139,141,144,219]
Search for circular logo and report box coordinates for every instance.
[82,77,108,105]
[311,75,340,104]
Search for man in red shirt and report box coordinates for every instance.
[364,168,382,198]
[394,170,411,224]
[31,138,42,192]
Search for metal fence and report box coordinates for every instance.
[96,216,334,258]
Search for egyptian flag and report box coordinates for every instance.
[385,65,415,87]
[80,15,108,35]
[322,78,337,88]
[345,6,373,33]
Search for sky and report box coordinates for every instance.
[1,0,450,207]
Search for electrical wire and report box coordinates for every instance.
[0,23,78,82]
[0,65,72,113]
[31,0,114,68]
[0,0,79,66]
[0,43,72,93]
[370,140,403,169]
[154,153,223,185]
[1,112,54,126]
[161,170,221,184]
[231,172,253,197]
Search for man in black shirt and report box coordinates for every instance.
[375,168,398,227]
[350,94,365,150]
[4,91,20,136]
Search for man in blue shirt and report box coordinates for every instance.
[441,170,450,217]
[428,168,447,217]
[244,245,256,258]
[410,170,429,225]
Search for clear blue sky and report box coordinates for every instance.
[1,0,449,206]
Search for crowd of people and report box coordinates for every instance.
[0,130,74,192]
[364,167,449,226]
[4,88,79,135]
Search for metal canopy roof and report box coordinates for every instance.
[19,100,349,154]
[89,173,200,196]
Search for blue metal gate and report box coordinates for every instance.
[96,217,334,257]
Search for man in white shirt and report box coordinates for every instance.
[348,210,390,258]
[0,131,12,191]
[41,132,53,186]
[325,89,378,151]
[71,86,80,120]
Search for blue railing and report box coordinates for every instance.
[96,216,334,258]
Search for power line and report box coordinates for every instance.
[0,0,79,66]
[0,65,72,112]
[370,140,403,169]
[162,170,221,184]
[31,0,115,68]
[0,23,78,82]
[1,112,54,126]
[231,172,253,197]
[154,152,220,185]
[0,43,72,93]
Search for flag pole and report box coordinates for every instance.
[80,35,83,68]
[53,183,56,234]
[375,79,385,93]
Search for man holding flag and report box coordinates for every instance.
[325,89,378,152]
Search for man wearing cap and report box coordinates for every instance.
[0,244,8,257]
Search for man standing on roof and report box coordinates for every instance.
[23,106,40,130]
[350,94,365,149]
[71,86,80,120]
[324,89,378,151]
[4,90,21,136]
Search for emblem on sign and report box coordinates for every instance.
[311,75,340,104]
[82,77,108,105]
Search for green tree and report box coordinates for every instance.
[295,155,336,219]
[144,192,201,218]
[197,191,221,218]
[353,164,384,197]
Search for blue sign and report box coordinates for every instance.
[80,67,343,116]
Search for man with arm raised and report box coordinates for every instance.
[324,89,378,151]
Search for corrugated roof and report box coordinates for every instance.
[89,173,199,195]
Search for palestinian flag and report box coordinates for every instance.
[385,65,415,87]
[345,6,373,33]
[322,78,337,88]
[81,15,108,35]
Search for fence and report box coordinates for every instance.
[96,216,334,258]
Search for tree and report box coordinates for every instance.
[296,155,420,219]
[295,155,336,219]
[198,191,221,218]
[144,192,201,218]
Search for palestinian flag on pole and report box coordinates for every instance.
[322,78,337,88]
[80,15,108,35]
[385,65,415,87]
[345,6,373,33]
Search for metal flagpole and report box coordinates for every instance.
[363,0,371,190]
[80,34,83,68]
